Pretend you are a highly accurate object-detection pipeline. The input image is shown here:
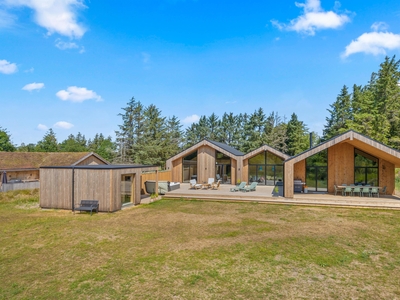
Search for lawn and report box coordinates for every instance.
[2,190,400,299]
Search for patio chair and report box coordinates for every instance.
[189,179,202,190]
[361,187,371,197]
[242,182,258,192]
[334,185,342,196]
[230,182,246,192]
[380,186,387,195]
[352,186,361,197]
[343,186,353,196]
[211,180,221,190]
[370,187,379,198]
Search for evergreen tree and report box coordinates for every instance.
[88,133,116,162]
[264,112,288,153]
[164,116,183,158]
[59,133,87,152]
[17,143,36,152]
[0,127,15,151]
[286,113,309,156]
[207,113,220,141]
[115,97,144,163]
[323,85,352,140]
[36,129,59,152]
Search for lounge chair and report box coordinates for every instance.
[242,182,257,192]
[211,180,221,190]
[189,179,202,190]
[230,182,246,192]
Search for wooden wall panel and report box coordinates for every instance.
[4,170,39,181]
[242,160,248,184]
[328,143,354,193]
[231,159,237,185]
[40,168,73,209]
[172,159,182,183]
[198,145,215,183]
[284,162,294,198]
[78,156,107,166]
[380,159,395,195]
[293,160,305,182]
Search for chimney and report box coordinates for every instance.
[309,132,313,148]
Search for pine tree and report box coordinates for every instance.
[36,129,58,152]
[59,133,87,152]
[286,113,309,156]
[88,133,116,161]
[323,85,352,140]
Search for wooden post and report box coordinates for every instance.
[155,170,159,195]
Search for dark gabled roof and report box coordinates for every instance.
[40,164,157,170]
[205,139,244,156]
[0,152,108,170]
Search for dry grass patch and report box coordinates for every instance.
[2,193,400,299]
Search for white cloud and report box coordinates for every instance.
[55,39,78,50]
[182,114,200,124]
[22,82,44,91]
[54,121,74,129]
[342,31,400,58]
[371,21,388,32]
[56,86,102,102]
[0,9,16,28]
[3,0,86,39]
[37,124,48,130]
[0,59,18,74]
[271,0,350,35]
[24,67,34,73]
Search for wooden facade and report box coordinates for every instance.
[284,131,400,198]
[40,165,158,212]
[166,140,243,184]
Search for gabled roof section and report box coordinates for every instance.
[205,139,244,156]
[243,144,290,160]
[0,152,109,170]
[285,130,400,167]
[167,139,242,162]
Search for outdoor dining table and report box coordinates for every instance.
[338,185,381,196]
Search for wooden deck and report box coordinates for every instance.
[153,183,400,209]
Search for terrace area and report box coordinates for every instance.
[160,183,400,209]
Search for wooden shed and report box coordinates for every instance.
[40,164,158,212]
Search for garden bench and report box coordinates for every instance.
[74,200,99,216]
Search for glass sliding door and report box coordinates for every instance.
[183,151,198,183]
[248,151,284,186]
[121,175,134,205]
[306,150,328,192]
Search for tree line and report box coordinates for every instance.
[1,56,399,167]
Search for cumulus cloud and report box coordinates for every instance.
[22,82,44,91]
[37,124,48,130]
[182,114,200,124]
[56,86,102,102]
[271,0,350,35]
[54,121,74,129]
[55,39,78,50]
[342,23,400,58]
[3,0,86,39]
[0,59,18,74]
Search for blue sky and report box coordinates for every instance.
[1,0,400,145]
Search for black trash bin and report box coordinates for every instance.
[272,181,284,197]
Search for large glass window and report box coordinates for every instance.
[306,150,328,192]
[121,175,132,205]
[354,149,378,186]
[183,151,197,183]
[248,151,284,186]
[216,151,231,183]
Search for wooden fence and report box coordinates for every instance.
[141,170,172,194]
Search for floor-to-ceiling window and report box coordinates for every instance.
[216,151,231,184]
[183,151,197,183]
[121,174,134,205]
[248,151,284,186]
[306,150,328,192]
[354,149,378,186]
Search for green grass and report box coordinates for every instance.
[2,190,400,298]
